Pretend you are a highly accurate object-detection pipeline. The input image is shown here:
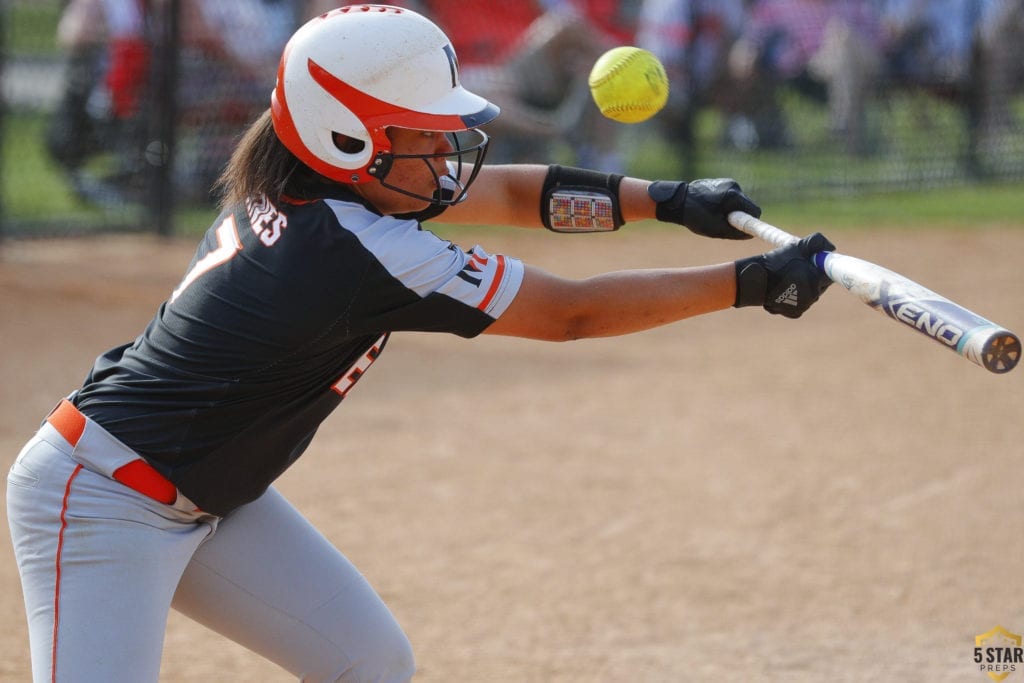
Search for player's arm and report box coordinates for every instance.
[441,164,662,227]
[440,164,552,228]
[441,164,760,239]
[484,231,835,340]
[484,262,737,340]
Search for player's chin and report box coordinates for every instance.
[383,191,436,216]
[404,188,438,211]
[366,180,431,215]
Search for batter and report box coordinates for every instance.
[7,5,833,682]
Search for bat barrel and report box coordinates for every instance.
[727,211,1021,375]
[819,251,1021,375]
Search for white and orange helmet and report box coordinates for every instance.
[270,4,498,203]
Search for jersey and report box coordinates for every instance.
[73,185,525,516]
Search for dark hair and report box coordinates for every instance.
[215,109,331,208]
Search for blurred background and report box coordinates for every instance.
[1,0,1022,238]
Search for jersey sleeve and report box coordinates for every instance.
[434,244,523,319]
[325,199,525,337]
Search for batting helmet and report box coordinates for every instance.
[270,4,499,202]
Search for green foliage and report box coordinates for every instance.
[2,112,149,234]
[767,184,1024,231]
[628,86,1024,202]
[3,105,1022,238]
[2,112,87,216]
[6,2,61,54]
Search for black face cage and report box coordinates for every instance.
[374,129,489,205]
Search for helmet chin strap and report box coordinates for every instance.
[377,158,457,205]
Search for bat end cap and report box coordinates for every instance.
[982,333,1021,374]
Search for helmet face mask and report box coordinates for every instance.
[372,129,490,206]
[270,5,499,204]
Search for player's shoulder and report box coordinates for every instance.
[231,191,456,262]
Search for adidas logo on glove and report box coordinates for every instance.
[774,283,799,307]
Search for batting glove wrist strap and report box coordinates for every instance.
[734,232,835,318]
[541,164,624,233]
[649,178,760,240]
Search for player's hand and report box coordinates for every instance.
[648,178,760,240]
[733,232,835,318]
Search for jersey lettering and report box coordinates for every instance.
[456,263,483,287]
[246,195,288,246]
[331,334,387,397]
[170,215,242,304]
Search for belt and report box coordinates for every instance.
[47,399,178,505]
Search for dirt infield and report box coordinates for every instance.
[1,225,1022,682]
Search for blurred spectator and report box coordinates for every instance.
[975,0,1024,147]
[175,0,302,199]
[174,1,340,199]
[723,0,882,154]
[635,0,746,169]
[878,0,1023,155]
[46,0,150,206]
[47,0,332,207]
[877,0,980,88]
[411,0,638,172]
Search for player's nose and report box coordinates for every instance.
[432,134,455,173]
[435,133,455,154]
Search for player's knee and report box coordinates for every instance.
[327,626,415,683]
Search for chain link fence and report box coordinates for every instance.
[1,0,305,238]
[2,0,1022,238]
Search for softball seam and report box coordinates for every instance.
[587,49,646,90]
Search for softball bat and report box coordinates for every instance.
[728,211,1021,374]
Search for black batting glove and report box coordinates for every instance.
[648,178,760,240]
[734,232,836,318]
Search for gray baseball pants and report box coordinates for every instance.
[7,405,414,682]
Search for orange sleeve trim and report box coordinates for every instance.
[477,254,506,312]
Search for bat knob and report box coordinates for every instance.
[982,333,1022,374]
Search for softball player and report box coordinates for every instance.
[7,5,833,682]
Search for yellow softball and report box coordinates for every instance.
[588,46,669,124]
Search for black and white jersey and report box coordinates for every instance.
[74,186,524,515]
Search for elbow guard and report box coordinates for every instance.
[540,164,624,233]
